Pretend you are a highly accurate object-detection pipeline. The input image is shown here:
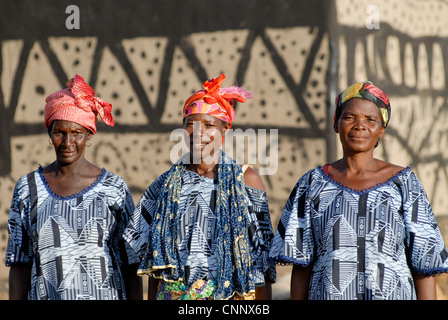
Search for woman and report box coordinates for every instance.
[6,74,142,300]
[269,81,448,300]
[124,74,276,300]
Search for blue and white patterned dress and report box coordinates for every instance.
[5,166,139,300]
[269,166,448,300]
[124,169,276,296]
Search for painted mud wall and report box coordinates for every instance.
[0,0,447,299]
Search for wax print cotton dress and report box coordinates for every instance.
[269,166,448,300]
[124,169,276,300]
[6,167,139,300]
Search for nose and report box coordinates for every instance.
[192,121,205,136]
[61,133,75,145]
[353,118,366,130]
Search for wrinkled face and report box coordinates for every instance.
[183,113,230,163]
[335,98,385,153]
[50,120,92,165]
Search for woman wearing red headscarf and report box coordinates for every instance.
[124,74,276,300]
[270,81,448,300]
[6,75,142,300]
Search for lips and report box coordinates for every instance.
[59,149,76,157]
[190,142,210,153]
[348,135,367,140]
[190,136,211,149]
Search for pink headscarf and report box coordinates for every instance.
[182,74,253,127]
[44,74,114,134]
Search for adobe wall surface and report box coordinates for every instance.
[1,0,447,299]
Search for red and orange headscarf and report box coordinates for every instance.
[44,74,114,134]
[183,74,253,126]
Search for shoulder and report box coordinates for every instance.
[13,176,28,196]
[297,167,321,185]
[10,170,40,203]
[286,168,323,198]
[139,169,173,202]
[375,159,406,176]
[101,170,127,186]
[15,170,39,190]
[242,165,265,191]
[97,170,135,200]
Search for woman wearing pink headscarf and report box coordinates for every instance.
[6,75,142,300]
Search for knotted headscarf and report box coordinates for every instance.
[183,74,253,126]
[334,81,391,128]
[44,74,114,134]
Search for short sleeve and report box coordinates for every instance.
[269,170,315,266]
[5,175,33,267]
[245,185,276,285]
[117,180,139,265]
[401,172,448,275]
[124,172,168,259]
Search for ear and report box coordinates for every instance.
[222,121,231,135]
[333,122,339,134]
[378,126,385,139]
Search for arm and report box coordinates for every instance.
[9,265,31,300]
[255,282,272,300]
[148,277,159,300]
[124,263,143,300]
[243,166,276,300]
[243,166,265,191]
[7,177,33,300]
[290,264,312,300]
[401,172,448,299]
[414,274,437,300]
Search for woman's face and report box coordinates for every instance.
[335,98,385,154]
[50,120,92,165]
[183,113,229,163]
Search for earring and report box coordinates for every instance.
[49,138,53,146]
[374,138,380,148]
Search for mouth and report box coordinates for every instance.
[190,137,212,149]
[348,135,367,141]
[190,142,211,153]
[59,149,76,157]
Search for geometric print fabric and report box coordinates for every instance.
[6,167,138,300]
[124,169,276,292]
[270,166,448,300]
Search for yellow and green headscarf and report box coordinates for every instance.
[334,81,391,128]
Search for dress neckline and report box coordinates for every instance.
[318,165,411,195]
[37,165,107,200]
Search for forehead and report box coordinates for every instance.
[185,113,222,123]
[52,120,87,130]
[342,98,380,115]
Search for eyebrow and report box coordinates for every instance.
[342,111,379,118]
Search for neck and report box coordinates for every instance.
[51,158,89,177]
[338,150,376,174]
[187,151,221,177]
[187,162,218,175]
